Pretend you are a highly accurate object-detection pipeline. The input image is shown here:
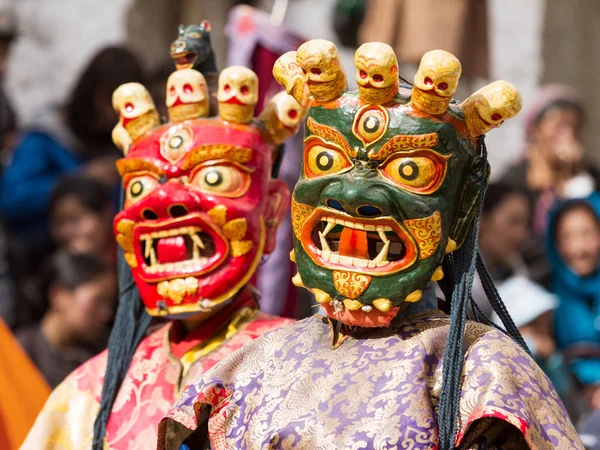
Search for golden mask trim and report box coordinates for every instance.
[368,132,440,161]
[403,211,442,259]
[181,144,253,170]
[306,117,355,157]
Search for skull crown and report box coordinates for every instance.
[274,39,523,140]
[112,66,305,151]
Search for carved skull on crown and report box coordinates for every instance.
[354,42,399,105]
[166,69,209,122]
[412,50,461,115]
[217,66,259,124]
[461,80,522,137]
[112,83,160,141]
[297,39,347,102]
[259,91,306,146]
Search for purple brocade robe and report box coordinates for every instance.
[159,311,583,450]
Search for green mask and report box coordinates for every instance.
[276,40,522,327]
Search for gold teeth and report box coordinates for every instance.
[445,238,457,253]
[290,249,296,262]
[116,219,135,235]
[124,253,138,268]
[405,290,422,303]
[115,219,135,254]
[312,288,331,304]
[372,298,392,312]
[431,266,444,281]
[157,277,198,303]
[223,218,248,241]
[292,272,304,287]
[343,299,363,311]
[207,205,227,226]
[230,240,253,257]
[116,234,134,253]
[140,226,200,240]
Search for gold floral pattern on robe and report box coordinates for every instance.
[160,311,583,450]
[21,312,293,450]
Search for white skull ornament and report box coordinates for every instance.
[259,91,306,145]
[112,83,160,141]
[166,69,209,122]
[296,39,347,103]
[217,66,258,124]
[412,50,461,115]
[461,80,523,138]
[354,42,399,105]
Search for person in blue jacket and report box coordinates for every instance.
[0,46,143,240]
[548,192,600,413]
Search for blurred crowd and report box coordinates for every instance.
[0,1,600,448]
[0,18,140,387]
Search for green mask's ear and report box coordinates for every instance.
[449,145,490,250]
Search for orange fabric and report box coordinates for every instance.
[0,320,50,450]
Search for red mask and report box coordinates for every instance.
[113,75,301,316]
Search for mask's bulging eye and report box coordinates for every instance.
[304,139,353,179]
[378,149,448,194]
[190,163,251,198]
[125,175,160,208]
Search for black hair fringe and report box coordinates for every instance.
[92,191,152,449]
[436,137,528,449]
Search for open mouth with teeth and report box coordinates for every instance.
[412,88,450,111]
[171,51,197,69]
[300,209,418,275]
[134,214,228,281]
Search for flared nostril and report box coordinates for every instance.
[357,205,383,217]
[326,199,346,212]
[141,208,159,220]
[168,204,189,218]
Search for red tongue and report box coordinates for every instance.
[156,236,187,263]
[338,227,369,259]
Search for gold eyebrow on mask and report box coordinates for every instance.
[116,158,165,177]
[180,144,253,170]
[306,117,355,157]
[367,133,440,161]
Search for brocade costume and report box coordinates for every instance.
[22,291,293,449]
[160,290,581,449]
[160,39,582,449]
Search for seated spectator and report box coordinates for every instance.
[49,175,115,264]
[0,46,143,240]
[548,193,600,413]
[501,84,597,286]
[16,251,116,388]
